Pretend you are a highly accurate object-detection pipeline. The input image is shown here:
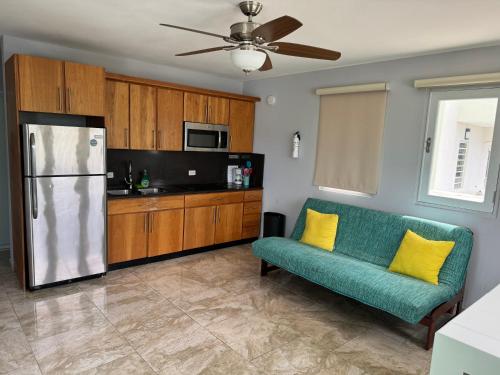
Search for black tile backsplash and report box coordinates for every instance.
[107,150,264,189]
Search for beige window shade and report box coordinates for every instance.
[314,90,388,194]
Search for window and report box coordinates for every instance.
[418,87,500,213]
[314,87,388,195]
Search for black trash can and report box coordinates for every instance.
[263,212,286,237]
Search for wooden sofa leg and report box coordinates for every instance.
[426,320,436,350]
[260,260,268,276]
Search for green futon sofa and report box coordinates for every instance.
[252,198,473,349]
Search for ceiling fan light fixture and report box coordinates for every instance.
[230,48,266,72]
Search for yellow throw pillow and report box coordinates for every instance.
[300,209,339,251]
[389,229,455,285]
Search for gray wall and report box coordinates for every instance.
[244,45,500,307]
[0,35,244,253]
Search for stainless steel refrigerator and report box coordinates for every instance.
[22,124,107,288]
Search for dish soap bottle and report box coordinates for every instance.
[141,169,150,188]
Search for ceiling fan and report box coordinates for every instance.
[159,1,341,74]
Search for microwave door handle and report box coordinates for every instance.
[218,131,222,149]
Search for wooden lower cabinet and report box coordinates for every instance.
[148,209,184,256]
[183,206,216,250]
[108,212,148,264]
[215,203,243,244]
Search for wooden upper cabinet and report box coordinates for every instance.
[130,84,156,150]
[208,96,229,125]
[229,100,255,152]
[183,206,216,250]
[108,212,148,264]
[17,55,64,113]
[184,92,207,123]
[157,88,184,151]
[105,80,129,149]
[215,203,243,244]
[64,61,105,116]
[148,209,184,256]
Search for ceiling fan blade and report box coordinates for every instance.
[252,16,302,43]
[259,52,273,71]
[176,46,230,56]
[268,42,341,61]
[160,23,229,40]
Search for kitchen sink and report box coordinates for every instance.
[107,189,132,196]
[137,187,164,195]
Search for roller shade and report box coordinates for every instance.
[313,90,388,194]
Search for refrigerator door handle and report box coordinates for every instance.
[31,178,38,219]
[29,133,38,219]
[29,133,37,177]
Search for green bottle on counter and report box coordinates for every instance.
[141,169,150,188]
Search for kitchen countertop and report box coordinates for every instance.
[107,183,263,200]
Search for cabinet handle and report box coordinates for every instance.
[152,130,155,149]
[208,105,211,122]
[205,103,209,122]
[157,130,161,149]
[217,206,221,223]
[213,207,216,224]
[144,215,148,233]
[124,128,129,148]
[150,213,154,233]
[66,88,71,112]
[56,88,61,111]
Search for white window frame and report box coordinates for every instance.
[417,87,500,214]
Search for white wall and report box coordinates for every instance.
[0,34,244,253]
[243,44,500,307]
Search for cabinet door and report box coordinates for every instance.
[157,88,184,151]
[208,96,229,125]
[17,55,64,113]
[130,84,157,150]
[64,61,105,116]
[148,209,184,256]
[183,206,216,250]
[184,92,207,123]
[229,100,255,152]
[108,213,148,264]
[105,80,129,149]
[215,203,243,244]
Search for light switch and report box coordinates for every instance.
[188,170,196,176]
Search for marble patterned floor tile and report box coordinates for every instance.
[0,327,39,374]
[0,299,22,333]
[12,292,105,341]
[121,311,230,374]
[170,345,263,375]
[77,269,142,291]
[328,327,432,375]
[206,310,302,360]
[79,352,156,375]
[30,319,134,374]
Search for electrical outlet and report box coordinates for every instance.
[106,171,114,179]
[188,170,197,176]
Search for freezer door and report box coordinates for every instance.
[23,124,105,176]
[25,175,106,287]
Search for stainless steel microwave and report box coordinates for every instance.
[183,122,229,152]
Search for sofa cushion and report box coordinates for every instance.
[253,237,456,324]
[290,198,473,293]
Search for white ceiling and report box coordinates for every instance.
[1,0,500,80]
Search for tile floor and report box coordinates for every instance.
[0,245,432,374]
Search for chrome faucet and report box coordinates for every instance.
[124,161,133,190]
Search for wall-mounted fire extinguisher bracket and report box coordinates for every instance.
[292,131,301,159]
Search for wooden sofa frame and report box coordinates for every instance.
[260,259,464,350]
